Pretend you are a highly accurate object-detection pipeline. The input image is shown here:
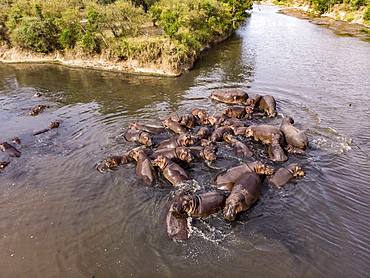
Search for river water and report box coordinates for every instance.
[0,4,369,278]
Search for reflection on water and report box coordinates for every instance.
[1,4,370,278]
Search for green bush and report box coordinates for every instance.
[364,4,370,21]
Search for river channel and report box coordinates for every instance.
[0,4,369,278]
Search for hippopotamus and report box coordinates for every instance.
[233,126,248,136]
[223,172,262,221]
[162,118,187,134]
[223,134,253,158]
[245,125,284,145]
[96,154,132,173]
[268,134,288,162]
[33,120,60,136]
[214,161,274,191]
[180,114,197,129]
[33,92,42,97]
[280,116,308,152]
[171,191,227,218]
[259,95,277,117]
[207,115,225,127]
[152,147,194,163]
[196,127,212,140]
[222,106,247,119]
[152,156,190,187]
[191,108,209,125]
[210,126,233,142]
[0,161,10,170]
[123,129,153,146]
[0,142,21,157]
[12,137,21,145]
[210,89,248,105]
[189,145,217,162]
[222,118,246,129]
[29,104,49,116]
[129,122,166,135]
[246,94,262,108]
[166,203,189,240]
[157,134,195,149]
[128,147,157,185]
[269,163,305,188]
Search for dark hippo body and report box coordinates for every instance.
[162,118,187,134]
[153,156,190,187]
[246,94,262,108]
[123,129,153,146]
[0,142,21,157]
[223,172,262,221]
[211,126,233,142]
[29,104,49,116]
[191,108,209,125]
[268,142,288,162]
[129,148,156,185]
[207,115,225,127]
[171,191,227,218]
[180,114,197,129]
[222,106,247,119]
[269,163,305,188]
[210,89,249,105]
[280,116,308,150]
[224,134,253,158]
[129,122,166,135]
[196,127,212,139]
[259,95,277,117]
[153,147,193,163]
[246,125,284,145]
[214,161,274,191]
[189,145,217,162]
[33,120,60,136]
[166,205,189,241]
[96,154,132,173]
[157,134,194,149]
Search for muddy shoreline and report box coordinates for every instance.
[279,8,370,40]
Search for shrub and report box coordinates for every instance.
[364,4,370,21]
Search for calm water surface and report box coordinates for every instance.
[0,5,369,278]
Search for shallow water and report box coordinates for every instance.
[1,4,370,278]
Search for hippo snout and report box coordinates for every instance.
[223,205,236,221]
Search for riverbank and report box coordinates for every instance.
[279,7,370,40]
[0,0,252,76]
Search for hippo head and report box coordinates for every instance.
[245,106,254,115]
[0,143,6,151]
[207,115,220,126]
[196,127,210,139]
[282,116,294,125]
[201,145,217,162]
[223,133,234,143]
[128,146,146,161]
[254,162,275,176]
[180,115,195,129]
[96,156,121,173]
[176,147,194,163]
[223,193,246,221]
[178,134,194,147]
[152,155,169,170]
[12,137,21,145]
[171,195,196,217]
[139,132,153,147]
[49,121,60,129]
[245,127,254,137]
[0,161,10,170]
[291,164,305,177]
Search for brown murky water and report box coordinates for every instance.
[1,5,369,278]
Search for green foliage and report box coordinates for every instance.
[364,4,370,21]
[0,0,253,71]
